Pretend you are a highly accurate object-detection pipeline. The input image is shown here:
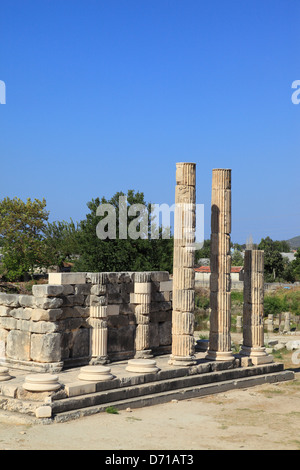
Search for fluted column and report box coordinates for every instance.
[133,272,152,359]
[169,162,196,366]
[89,273,109,364]
[206,169,234,361]
[240,250,273,364]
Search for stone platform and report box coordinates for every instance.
[0,352,294,423]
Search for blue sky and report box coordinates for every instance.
[0,0,299,244]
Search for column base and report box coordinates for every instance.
[134,349,153,359]
[206,350,235,361]
[89,356,110,365]
[168,355,197,367]
[239,346,273,365]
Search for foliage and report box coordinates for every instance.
[0,197,49,281]
[195,239,210,263]
[231,249,244,266]
[73,190,174,273]
[42,219,80,270]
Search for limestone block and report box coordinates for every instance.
[106,305,120,316]
[0,306,11,316]
[78,365,114,382]
[18,295,35,307]
[23,373,61,392]
[48,272,87,285]
[173,247,195,268]
[9,307,32,321]
[31,308,63,322]
[134,282,151,294]
[34,297,63,309]
[210,254,231,274]
[172,289,194,312]
[171,334,195,358]
[172,311,194,335]
[0,316,17,330]
[17,319,59,334]
[89,295,107,307]
[175,162,196,186]
[159,280,173,292]
[32,285,64,297]
[30,333,61,362]
[211,168,231,190]
[150,272,170,282]
[172,268,194,290]
[134,272,152,283]
[71,328,90,358]
[35,406,52,418]
[210,273,231,292]
[90,305,107,318]
[74,284,91,295]
[90,284,107,295]
[6,330,31,361]
[126,359,159,374]
[0,293,20,307]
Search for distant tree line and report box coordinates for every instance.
[195,236,300,283]
[0,195,299,283]
[0,192,173,281]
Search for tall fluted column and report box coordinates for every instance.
[206,169,234,361]
[169,162,196,366]
[240,250,273,364]
[133,272,152,359]
[89,273,109,364]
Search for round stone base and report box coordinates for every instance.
[126,359,159,374]
[23,373,61,392]
[205,350,235,361]
[240,345,268,357]
[168,355,197,367]
[78,365,114,382]
[0,367,11,382]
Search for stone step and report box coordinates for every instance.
[51,363,289,421]
[53,369,294,423]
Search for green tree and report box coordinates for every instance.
[0,197,49,281]
[195,239,210,263]
[74,190,174,273]
[231,249,244,266]
[291,248,300,281]
[42,219,80,271]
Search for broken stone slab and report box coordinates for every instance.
[286,340,300,351]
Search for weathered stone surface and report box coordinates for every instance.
[34,297,63,309]
[6,330,31,361]
[48,272,87,285]
[30,333,62,362]
[0,306,11,316]
[32,285,64,298]
[0,294,20,307]
[19,295,35,307]
[9,308,32,321]
[31,308,63,322]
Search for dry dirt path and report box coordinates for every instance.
[0,370,299,451]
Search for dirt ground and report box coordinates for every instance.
[0,363,299,451]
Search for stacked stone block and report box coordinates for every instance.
[207,169,234,361]
[240,250,273,365]
[132,272,152,358]
[88,273,108,364]
[170,162,196,366]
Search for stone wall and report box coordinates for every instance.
[0,272,172,372]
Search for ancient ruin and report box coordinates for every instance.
[0,164,294,421]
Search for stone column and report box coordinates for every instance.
[133,272,152,359]
[89,273,109,364]
[240,250,273,365]
[169,162,196,366]
[206,169,234,361]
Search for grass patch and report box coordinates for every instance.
[105,406,119,414]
